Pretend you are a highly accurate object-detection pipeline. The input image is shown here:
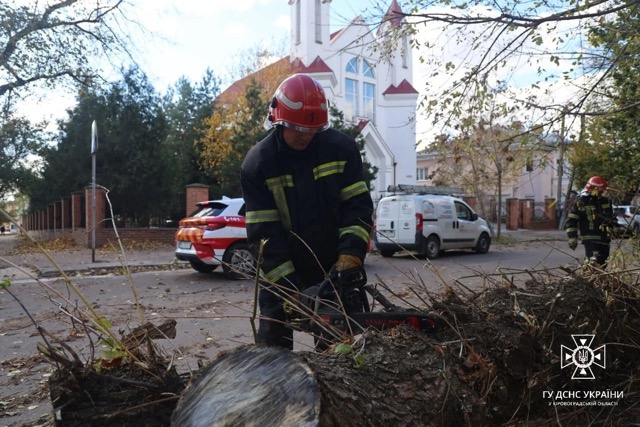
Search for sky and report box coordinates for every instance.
[129,0,379,92]
[20,0,382,128]
[17,0,581,145]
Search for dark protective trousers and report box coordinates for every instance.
[583,241,610,268]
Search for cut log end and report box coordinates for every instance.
[171,345,320,427]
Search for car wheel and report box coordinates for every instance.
[474,232,491,254]
[380,249,395,258]
[222,242,256,280]
[424,235,440,259]
[189,260,218,273]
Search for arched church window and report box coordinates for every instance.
[345,58,376,123]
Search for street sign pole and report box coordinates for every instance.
[91,121,98,263]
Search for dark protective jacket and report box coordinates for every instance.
[565,190,616,243]
[240,127,374,289]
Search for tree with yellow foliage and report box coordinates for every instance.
[196,79,271,198]
[196,47,304,197]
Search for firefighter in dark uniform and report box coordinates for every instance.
[240,74,374,349]
[565,176,616,268]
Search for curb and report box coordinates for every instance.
[36,262,191,278]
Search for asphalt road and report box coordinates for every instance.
[0,231,581,426]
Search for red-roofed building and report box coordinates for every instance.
[219,1,419,201]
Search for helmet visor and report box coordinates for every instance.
[279,120,330,133]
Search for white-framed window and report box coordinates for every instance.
[363,82,375,122]
[416,167,429,181]
[363,60,374,78]
[345,57,376,123]
[345,78,358,119]
[402,36,409,68]
[295,0,301,45]
[346,57,358,74]
[314,0,322,43]
[525,158,533,172]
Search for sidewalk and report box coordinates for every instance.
[0,234,185,280]
[497,227,566,243]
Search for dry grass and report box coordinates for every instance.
[8,236,78,254]
[99,239,173,253]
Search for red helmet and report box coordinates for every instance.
[264,74,330,132]
[585,176,607,192]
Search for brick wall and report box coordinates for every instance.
[21,184,561,245]
[22,183,209,247]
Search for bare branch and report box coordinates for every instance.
[0,0,133,97]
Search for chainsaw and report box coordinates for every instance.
[290,267,440,340]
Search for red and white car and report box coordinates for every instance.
[175,197,255,279]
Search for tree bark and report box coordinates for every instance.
[47,273,640,426]
[171,275,640,427]
[171,333,483,427]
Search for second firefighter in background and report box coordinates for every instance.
[240,74,374,349]
[565,176,617,268]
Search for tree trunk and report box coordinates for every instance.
[171,338,482,427]
[171,275,640,427]
[46,275,640,426]
[497,167,503,238]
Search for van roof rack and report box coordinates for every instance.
[386,184,465,196]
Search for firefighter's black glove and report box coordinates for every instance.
[568,238,578,250]
[335,266,366,287]
[332,266,367,315]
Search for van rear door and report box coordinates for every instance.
[376,197,416,245]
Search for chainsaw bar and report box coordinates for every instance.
[317,310,439,334]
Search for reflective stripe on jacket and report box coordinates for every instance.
[565,192,615,243]
[241,127,374,288]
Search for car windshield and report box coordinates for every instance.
[614,207,627,217]
[190,203,228,218]
[615,206,639,217]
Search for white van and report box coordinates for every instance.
[374,190,491,259]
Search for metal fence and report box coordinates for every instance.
[532,201,548,220]
[104,192,186,229]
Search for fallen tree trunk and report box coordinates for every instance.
[43,269,640,426]
[172,273,640,426]
[172,335,482,427]
[171,346,321,426]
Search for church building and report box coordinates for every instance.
[221,0,418,201]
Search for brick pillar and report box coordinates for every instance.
[71,192,82,229]
[85,186,106,245]
[185,183,210,216]
[463,196,477,211]
[520,199,533,229]
[54,201,62,230]
[47,204,54,231]
[489,199,497,222]
[506,198,519,230]
[61,198,71,229]
[545,198,556,223]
